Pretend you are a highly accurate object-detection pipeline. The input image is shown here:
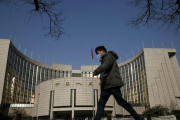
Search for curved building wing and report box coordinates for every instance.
[118,50,149,107]
[1,40,72,105]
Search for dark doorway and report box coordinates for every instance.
[54,111,71,120]
[74,110,93,120]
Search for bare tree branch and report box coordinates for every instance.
[128,0,180,34]
[1,0,66,40]
[12,108,27,117]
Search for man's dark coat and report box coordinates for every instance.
[94,52,124,91]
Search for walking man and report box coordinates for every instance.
[93,46,144,120]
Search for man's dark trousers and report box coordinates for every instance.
[94,86,141,120]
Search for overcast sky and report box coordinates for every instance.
[0,0,180,69]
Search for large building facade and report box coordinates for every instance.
[0,39,180,119]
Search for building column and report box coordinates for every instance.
[50,91,54,119]
[64,71,66,78]
[36,93,40,120]
[112,98,116,117]
[95,89,98,115]
[72,89,74,119]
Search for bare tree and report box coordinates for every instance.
[127,0,180,34]
[1,0,66,40]
[143,105,169,116]
[11,108,26,117]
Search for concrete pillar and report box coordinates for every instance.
[82,72,85,77]
[67,71,70,77]
[72,89,75,119]
[112,99,116,117]
[95,89,98,115]
[50,91,54,119]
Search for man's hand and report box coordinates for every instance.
[93,72,97,77]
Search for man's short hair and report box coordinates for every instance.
[95,46,107,54]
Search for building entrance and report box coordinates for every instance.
[54,111,71,120]
[74,110,93,120]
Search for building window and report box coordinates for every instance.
[72,73,81,77]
